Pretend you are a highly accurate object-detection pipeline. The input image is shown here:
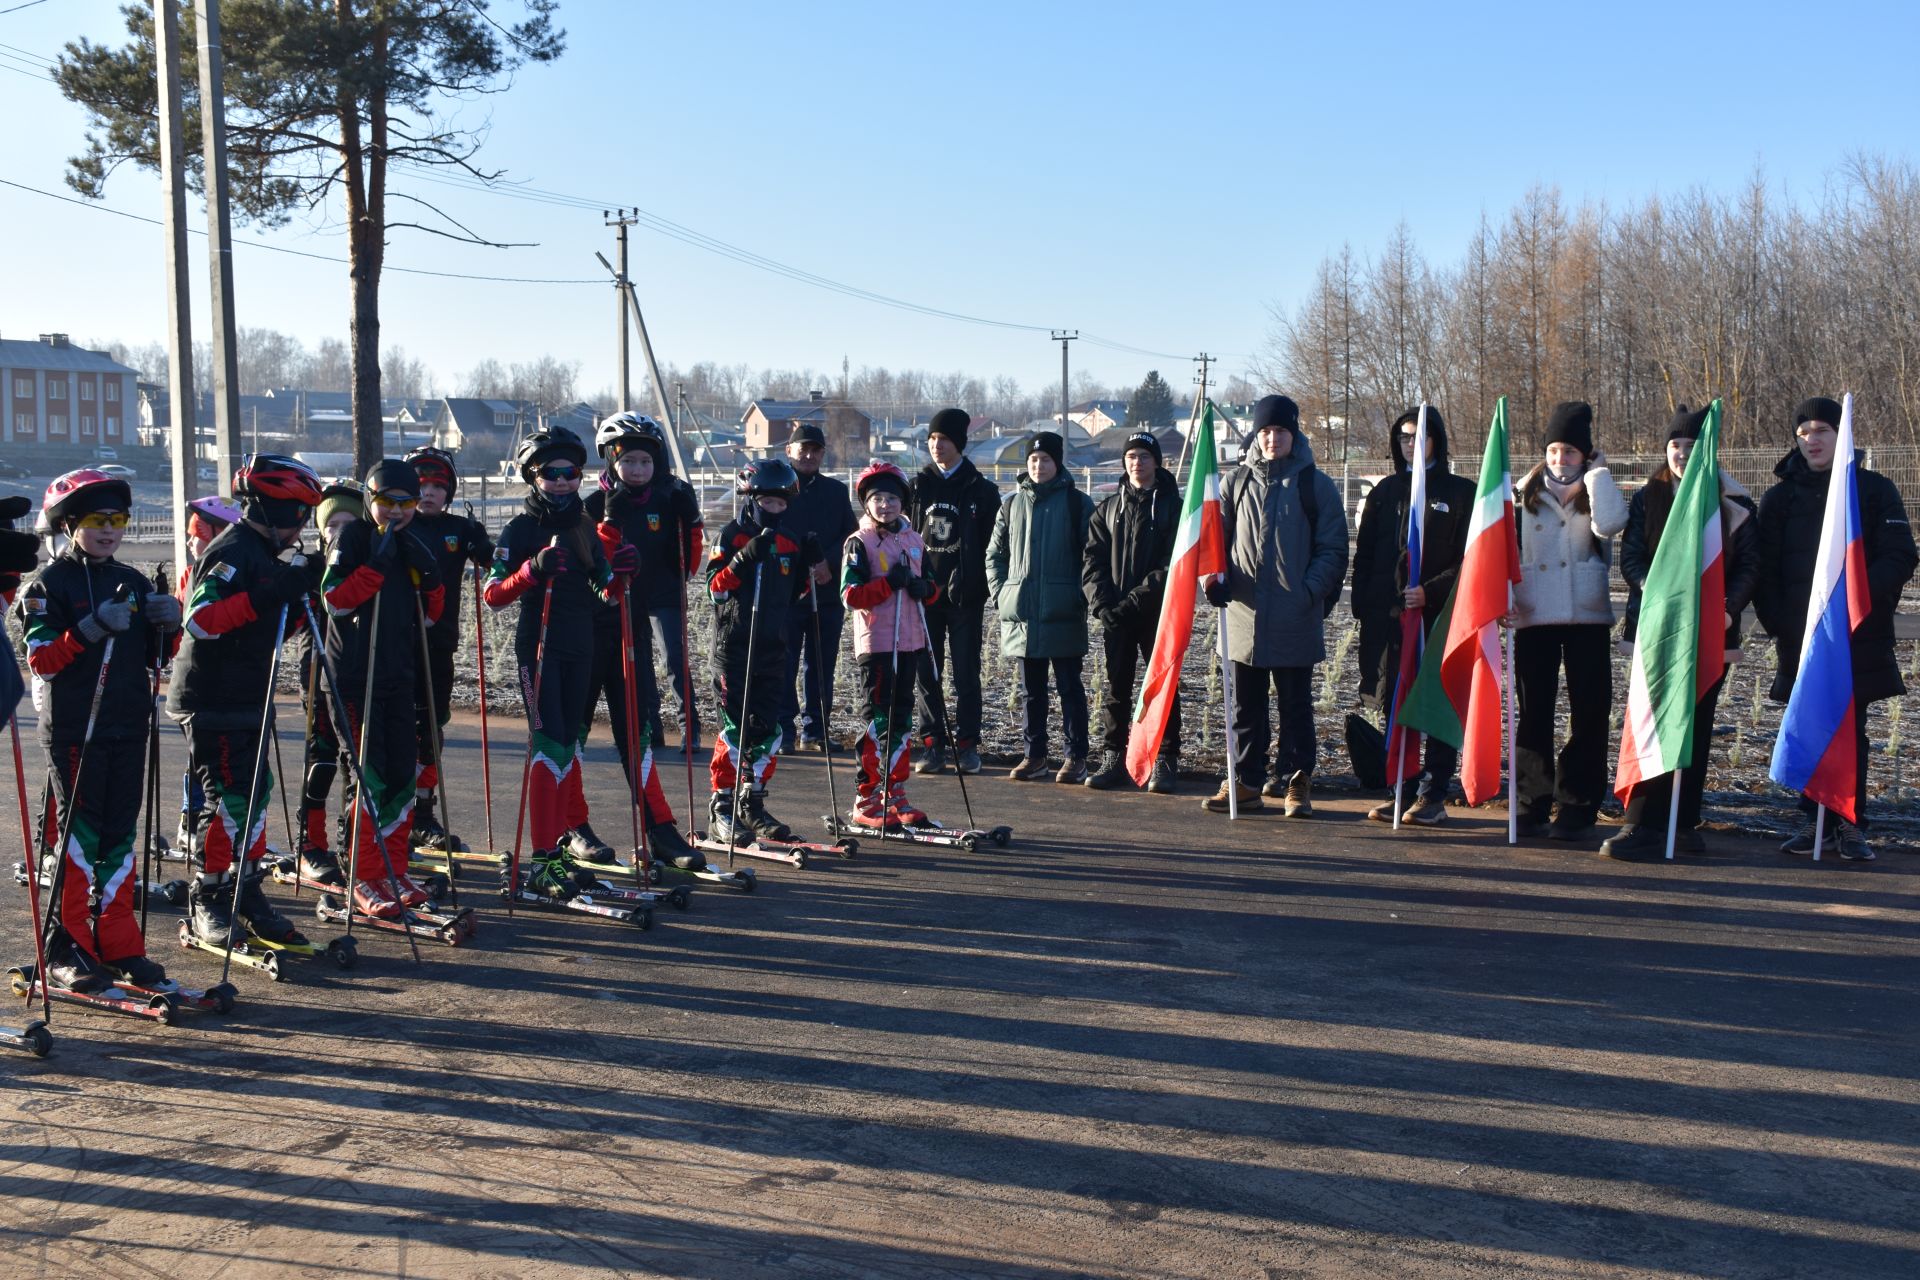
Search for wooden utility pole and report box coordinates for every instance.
[194,0,243,492]
[154,0,197,575]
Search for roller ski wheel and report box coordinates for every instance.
[0,1019,53,1058]
[690,829,836,869]
[646,857,758,893]
[313,893,477,949]
[326,936,359,970]
[824,812,990,851]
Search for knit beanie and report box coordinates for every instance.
[315,488,365,532]
[928,407,971,451]
[1251,394,1299,435]
[1794,396,1843,432]
[1666,404,1710,442]
[1543,401,1594,456]
[364,458,421,500]
[1026,430,1065,470]
[1121,430,1163,467]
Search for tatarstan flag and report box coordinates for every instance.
[1127,400,1228,784]
[1398,396,1522,803]
[1616,399,1726,798]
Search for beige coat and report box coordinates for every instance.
[1511,463,1628,627]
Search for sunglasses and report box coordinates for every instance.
[538,465,582,482]
[75,512,131,530]
[372,491,419,510]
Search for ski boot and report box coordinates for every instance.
[740,788,794,843]
[352,878,405,920]
[647,821,706,870]
[563,823,618,865]
[848,792,895,832]
[103,952,170,989]
[387,872,434,908]
[707,794,740,845]
[188,871,245,946]
[236,865,310,945]
[173,814,198,863]
[524,849,582,901]
[45,934,106,994]
[886,790,929,827]
[298,843,346,889]
[413,804,470,854]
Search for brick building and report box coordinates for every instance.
[2,334,140,460]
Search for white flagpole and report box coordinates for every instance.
[1813,804,1825,863]
[1505,587,1517,845]
[1217,596,1238,820]
[1664,767,1681,861]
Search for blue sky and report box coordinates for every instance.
[1,0,1914,402]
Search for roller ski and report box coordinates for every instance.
[10,936,237,1024]
[310,879,477,947]
[824,802,1011,853]
[499,849,669,930]
[580,823,751,893]
[0,1018,51,1058]
[175,915,357,982]
[694,792,856,867]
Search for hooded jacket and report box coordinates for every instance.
[909,457,1002,610]
[1510,461,1628,627]
[782,467,858,615]
[18,549,166,744]
[1219,433,1349,667]
[1754,447,1917,705]
[1350,417,1475,705]
[1620,466,1759,660]
[986,470,1096,659]
[1082,467,1181,630]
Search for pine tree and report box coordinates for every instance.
[1124,370,1175,430]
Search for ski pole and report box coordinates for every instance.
[470,564,495,853]
[912,594,977,832]
[726,561,765,870]
[352,558,424,958]
[617,584,653,895]
[139,655,163,938]
[873,552,904,846]
[9,718,53,1024]
[506,536,560,912]
[414,594,460,910]
[219,602,289,988]
[807,579,843,832]
[677,563,698,824]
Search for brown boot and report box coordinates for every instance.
[1202,781,1263,813]
[1282,771,1314,818]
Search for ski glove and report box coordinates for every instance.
[730,530,778,573]
[800,532,823,566]
[1203,576,1230,609]
[77,596,135,643]
[906,576,934,601]
[884,560,912,590]
[530,545,569,580]
[467,519,496,565]
[146,593,183,632]
[250,561,314,615]
[609,543,640,576]
[401,534,440,589]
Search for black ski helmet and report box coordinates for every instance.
[736,457,799,499]
[513,426,588,482]
[595,411,667,464]
[405,445,459,493]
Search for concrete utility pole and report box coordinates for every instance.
[1051,330,1077,436]
[1175,352,1216,482]
[154,0,197,576]
[195,0,243,493]
[595,218,687,476]
[603,209,636,410]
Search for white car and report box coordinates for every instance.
[98,464,137,480]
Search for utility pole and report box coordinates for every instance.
[195,0,242,493]
[154,0,197,576]
[603,209,636,410]
[1175,352,1216,481]
[1051,331,1077,436]
[595,220,687,476]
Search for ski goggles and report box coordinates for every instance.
[537,464,582,482]
[370,490,419,510]
[75,511,131,530]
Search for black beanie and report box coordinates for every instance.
[1666,404,1710,443]
[1794,396,1842,432]
[928,407,971,451]
[1121,430,1163,467]
[1543,401,1594,456]
[1026,430,1065,470]
[1251,394,1299,435]
[365,458,421,500]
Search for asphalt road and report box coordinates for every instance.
[0,704,1915,1278]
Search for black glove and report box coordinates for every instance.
[730,529,777,572]
[0,494,31,532]
[906,576,933,601]
[464,514,495,566]
[885,560,911,590]
[800,532,823,566]
[0,527,37,577]
[530,545,569,581]
[1203,577,1230,609]
[610,542,640,576]
[368,529,400,572]
[250,561,312,614]
[401,534,440,590]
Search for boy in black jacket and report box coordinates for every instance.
[908,408,1001,774]
[779,421,858,751]
[1082,431,1182,792]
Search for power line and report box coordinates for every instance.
[0,1,51,17]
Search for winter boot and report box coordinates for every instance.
[1054,755,1089,785]
[103,952,169,989]
[741,788,794,842]
[298,843,345,889]
[954,742,983,775]
[1282,771,1314,819]
[236,866,308,944]
[1202,781,1263,814]
[1366,786,1409,824]
[45,934,105,993]
[647,821,706,871]
[916,742,948,775]
[1600,826,1666,861]
[353,877,405,919]
[1402,787,1449,826]
[1148,757,1178,794]
[1007,756,1049,781]
[1262,772,1289,801]
[188,871,245,946]
[564,823,618,865]
[1084,752,1130,790]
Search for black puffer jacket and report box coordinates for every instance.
[1082,468,1181,629]
[1350,416,1474,705]
[1620,467,1760,656]
[909,458,1001,610]
[1754,448,1918,705]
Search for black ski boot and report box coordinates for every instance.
[708,794,739,845]
[299,843,346,889]
[741,788,794,843]
[525,849,581,900]
[45,934,106,993]
[414,801,470,853]
[563,823,618,865]
[647,821,706,870]
[103,952,169,988]
[236,865,309,945]
[189,871,245,946]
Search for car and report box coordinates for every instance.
[94,446,119,461]
[0,459,26,479]
[97,464,137,480]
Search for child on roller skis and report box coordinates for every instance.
[704,459,824,844]
[318,461,448,916]
[484,427,622,898]
[171,494,241,860]
[403,447,494,855]
[840,460,942,829]
[17,470,184,991]
[289,481,363,888]
[584,413,704,868]
[167,454,322,950]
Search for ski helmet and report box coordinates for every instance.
[43,469,133,529]
[854,458,910,502]
[233,453,324,528]
[315,479,364,532]
[405,445,458,493]
[185,494,240,544]
[513,426,589,482]
[736,457,799,499]
[595,411,667,463]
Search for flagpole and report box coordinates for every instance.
[1664,769,1681,861]
[1217,598,1238,820]
[1505,590,1517,845]
[1812,804,1825,863]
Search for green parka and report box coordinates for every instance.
[987,471,1096,658]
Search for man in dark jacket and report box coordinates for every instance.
[909,408,1001,774]
[1602,405,1761,860]
[1082,430,1182,792]
[1203,395,1348,816]
[1350,406,1474,824]
[779,422,859,751]
[1755,395,1918,860]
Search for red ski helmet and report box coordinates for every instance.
[405,445,459,493]
[43,469,133,528]
[233,453,323,528]
[854,458,910,502]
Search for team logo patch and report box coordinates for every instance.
[21,596,45,615]
[445,535,461,552]
[212,563,237,582]
[779,556,791,575]
[494,546,511,561]
[647,514,660,531]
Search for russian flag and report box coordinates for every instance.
[1770,393,1871,822]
